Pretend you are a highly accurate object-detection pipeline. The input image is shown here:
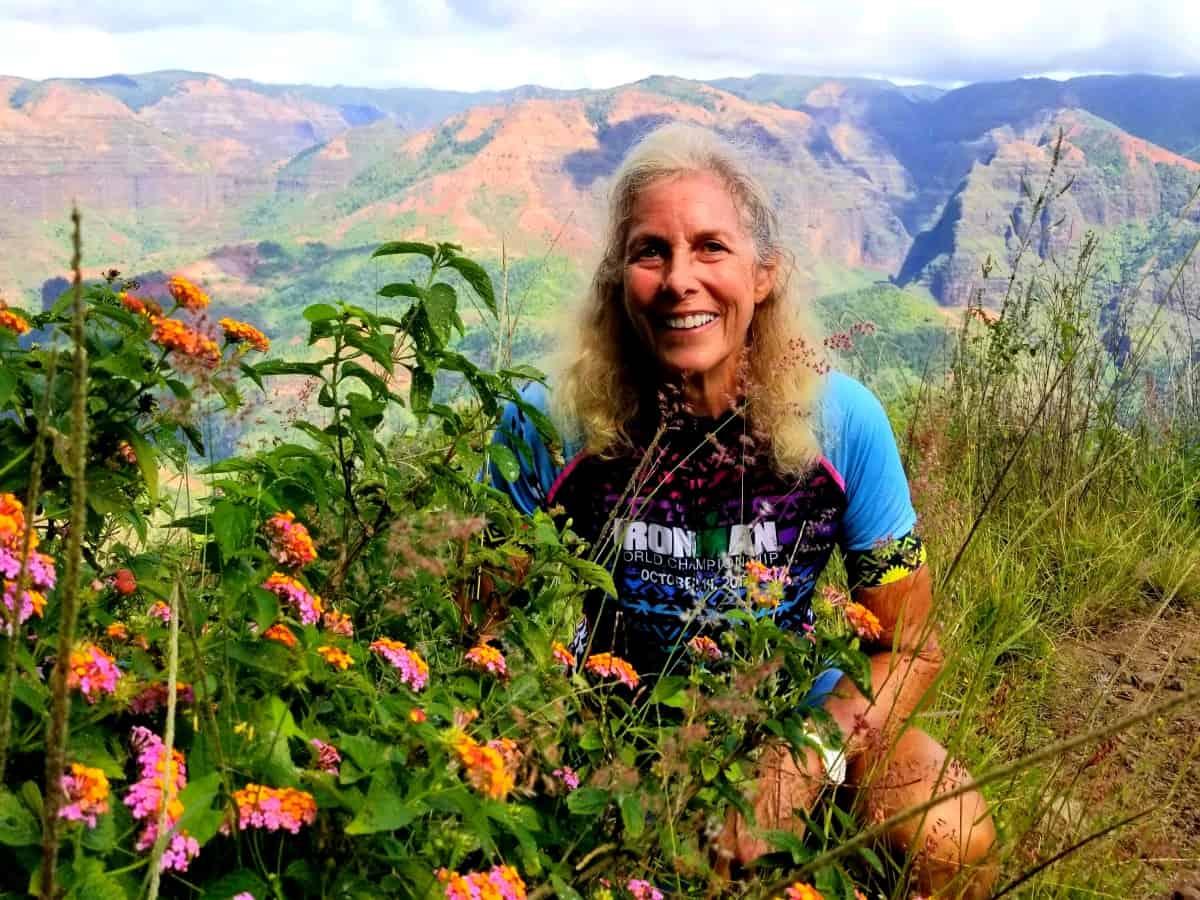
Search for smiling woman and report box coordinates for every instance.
[490,123,999,896]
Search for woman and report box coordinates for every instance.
[491,123,997,896]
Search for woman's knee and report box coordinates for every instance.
[857,728,998,895]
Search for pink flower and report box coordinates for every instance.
[369,638,429,691]
[627,879,664,900]
[67,643,121,702]
[552,766,580,791]
[465,642,507,677]
[311,739,341,775]
[148,601,171,623]
[262,572,324,625]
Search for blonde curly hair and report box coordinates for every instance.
[554,122,825,476]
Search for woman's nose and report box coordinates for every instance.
[662,253,699,298]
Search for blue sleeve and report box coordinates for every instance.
[488,382,563,515]
[820,372,917,552]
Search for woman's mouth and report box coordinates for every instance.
[659,312,718,331]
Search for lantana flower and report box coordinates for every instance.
[150,317,220,368]
[584,652,640,690]
[465,642,507,677]
[452,732,519,799]
[219,317,270,353]
[310,739,341,775]
[263,511,316,568]
[113,568,137,596]
[322,609,353,637]
[316,645,353,671]
[167,275,209,311]
[59,763,110,828]
[844,602,883,641]
[744,559,791,609]
[627,880,664,900]
[551,641,574,669]
[119,293,162,318]
[0,306,31,335]
[781,883,824,900]
[262,623,298,648]
[227,784,317,834]
[123,726,200,872]
[148,600,171,623]
[437,865,526,900]
[262,572,324,625]
[129,681,194,715]
[552,766,580,791]
[369,638,429,691]
[687,635,722,661]
[67,643,121,703]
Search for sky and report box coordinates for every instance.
[1,0,1198,92]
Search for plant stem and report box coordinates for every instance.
[40,206,89,899]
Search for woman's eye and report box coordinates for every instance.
[632,244,663,261]
[701,241,728,255]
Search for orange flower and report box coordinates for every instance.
[263,511,316,568]
[113,568,137,596]
[781,883,823,900]
[0,492,31,551]
[408,708,427,724]
[316,645,353,671]
[262,623,298,648]
[322,609,353,637]
[584,652,640,689]
[844,602,883,641]
[551,641,574,669]
[219,318,269,353]
[687,635,722,661]
[228,784,316,833]
[452,732,518,799]
[0,307,31,335]
[106,622,129,641]
[150,317,220,368]
[465,642,507,677]
[167,276,209,311]
[119,293,163,318]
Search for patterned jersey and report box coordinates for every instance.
[490,372,922,674]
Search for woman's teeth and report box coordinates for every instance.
[663,313,717,330]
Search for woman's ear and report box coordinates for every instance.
[753,259,776,304]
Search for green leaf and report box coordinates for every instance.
[344,772,418,835]
[120,427,158,503]
[0,790,39,846]
[377,282,424,300]
[372,240,436,259]
[565,787,609,817]
[618,793,644,838]
[566,558,616,597]
[410,369,434,414]
[212,499,254,557]
[344,329,395,371]
[238,360,264,390]
[303,303,341,322]
[649,675,690,709]
[341,362,390,401]
[200,871,269,900]
[423,283,458,345]
[254,360,327,378]
[0,366,16,408]
[488,444,520,483]
[446,256,496,314]
[176,773,223,845]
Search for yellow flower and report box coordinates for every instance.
[167,275,209,311]
[316,645,353,671]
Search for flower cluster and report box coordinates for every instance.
[148,600,171,623]
[0,305,30,335]
[551,641,574,669]
[263,511,317,568]
[59,763,110,828]
[150,316,220,368]
[465,642,507,677]
[687,635,722,661]
[124,727,200,872]
[119,293,162,318]
[262,623,298,648]
[167,275,209,311]
[219,317,270,352]
[584,652,640,690]
[262,572,324,625]
[310,739,341,775]
[129,681,194,715]
[317,645,353,670]
[322,609,353,637]
[780,884,823,900]
[113,568,137,596]
[844,602,883,641]
[452,732,519,799]
[552,766,580,791]
[369,638,429,691]
[744,559,792,609]
[67,643,122,703]
[116,439,138,465]
[627,880,664,900]
[0,492,55,631]
[437,865,527,900]
[227,784,317,834]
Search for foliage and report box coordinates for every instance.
[0,241,885,898]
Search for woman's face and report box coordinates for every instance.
[622,171,773,398]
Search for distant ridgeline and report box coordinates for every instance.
[3,70,1199,368]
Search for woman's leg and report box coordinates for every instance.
[849,727,998,898]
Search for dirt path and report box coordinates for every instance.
[1029,607,1200,897]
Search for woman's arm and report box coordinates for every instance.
[826,563,944,753]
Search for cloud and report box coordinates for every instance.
[0,0,1197,90]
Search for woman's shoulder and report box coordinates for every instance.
[817,371,891,444]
